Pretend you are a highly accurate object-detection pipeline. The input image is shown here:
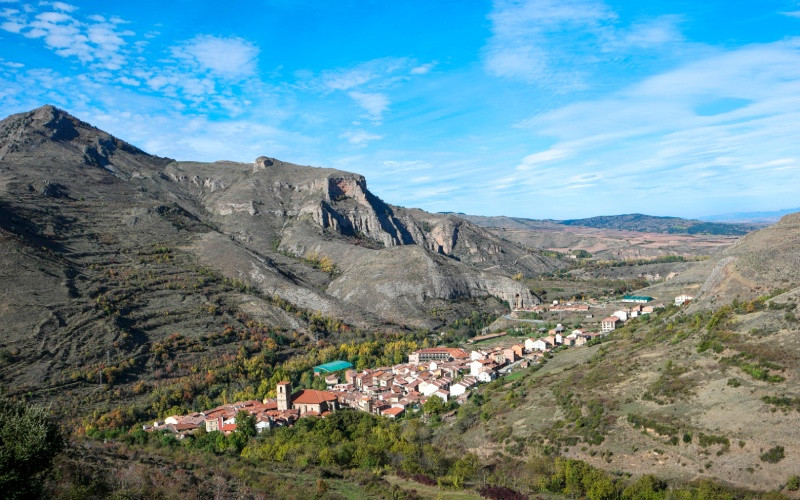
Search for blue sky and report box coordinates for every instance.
[1,0,799,219]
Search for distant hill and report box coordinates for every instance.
[560,213,763,235]
[457,212,762,235]
[700,207,800,224]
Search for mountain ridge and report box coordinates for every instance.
[454,212,763,235]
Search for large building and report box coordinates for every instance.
[621,295,654,303]
[313,360,354,375]
[408,347,469,364]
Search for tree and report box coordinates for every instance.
[422,395,444,415]
[0,397,64,498]
[235,410,256,439]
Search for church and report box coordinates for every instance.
[276,381,339,416]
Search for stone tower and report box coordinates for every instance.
[276,380,291,411]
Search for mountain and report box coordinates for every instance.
[560,213,762,235]
[0,105,559,395]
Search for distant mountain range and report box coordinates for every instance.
[699,207,800,224]
[451,212,765,235]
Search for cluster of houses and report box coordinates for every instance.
[147,339,571,439]
[147,298,670,440]
[601,302,661,333]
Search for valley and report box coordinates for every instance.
[2,106,799,499]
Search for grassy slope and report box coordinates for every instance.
[436,293,800,492]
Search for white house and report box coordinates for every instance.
[526,338,551,351]
[470,350,488,361]
[470,359,492,376]
[675,295,693,306]
[477,369,497,383]
[613,310,629,322]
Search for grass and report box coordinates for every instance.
[384,475,483,499]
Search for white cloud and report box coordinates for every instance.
[348,91,389,121]
[410,62,436,75]
[0,6,135,69]
[515,147,571,170]
[316,57,409,91]
[780,10,800,18]
[50,2,76,12]
[173,35,259,78]
[340,129,383,146]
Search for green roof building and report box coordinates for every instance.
[313,360,354,374]
[622,295,654,303]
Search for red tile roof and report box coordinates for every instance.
[291,389,338,404]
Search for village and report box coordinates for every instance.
[147,294,680,439]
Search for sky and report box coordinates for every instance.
[1,0,799,219]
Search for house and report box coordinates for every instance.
[433,389,450,402]
[642,305,655,314]
[477,369,497,383]
[450,376,477,397]
[470,359,493,376]
[255,414,272,433]
[675,295,693,306]
[205,416,224,433]
[601,316,622,333]
[470,350,488,361]
[525,338,551,352]
[324,374,338,387]
[502,348,518,363]
[382,406,405,419]
[511,344,524,358]
[612,310,629,322]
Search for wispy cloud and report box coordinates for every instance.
[483,0,684,89]
[410,62,436,75]
[348,91,389,121]
[505,39,800,214]
[339,129,383,146]
[172,35,259,79]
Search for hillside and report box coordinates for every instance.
[431,216,800,493]
[0,105,559,405]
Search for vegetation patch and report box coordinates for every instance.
[760,446,785,463]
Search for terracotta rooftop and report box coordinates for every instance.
[291,389,338,404]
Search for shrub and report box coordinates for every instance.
[786,475,800,491]
[760,446,785,463]
[0,397,64,498]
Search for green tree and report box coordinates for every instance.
[0,397,64,498]
[422,395,444,415]
[235,410,256,439]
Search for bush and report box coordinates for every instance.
[478,485,528,500]
[786,475,800,491]
[0,397,64,498]
[760,446,785,463]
